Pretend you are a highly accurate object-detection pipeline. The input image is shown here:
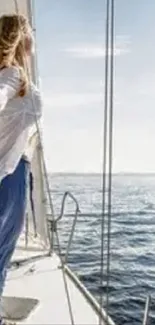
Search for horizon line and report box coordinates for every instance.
[50,171,155,176]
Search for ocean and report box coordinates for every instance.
[50,173,155,325]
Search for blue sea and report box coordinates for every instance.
[50,174,155,325]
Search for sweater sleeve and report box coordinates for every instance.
[0,66,20,111]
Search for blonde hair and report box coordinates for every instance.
[0,14,31,96]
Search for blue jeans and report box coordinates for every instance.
[0,158,30,298]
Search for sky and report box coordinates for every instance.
[34,0,155,174]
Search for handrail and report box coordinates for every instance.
[57,191,80,222]
[58,191,81,263]
[48,191,80,263]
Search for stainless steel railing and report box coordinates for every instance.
[48,191,80,263]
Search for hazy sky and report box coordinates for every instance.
[35,0,155,173]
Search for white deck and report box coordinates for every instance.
[1,233,116,325]
[3,253,109,325]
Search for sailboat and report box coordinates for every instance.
[0,0,117,324]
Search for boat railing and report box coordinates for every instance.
[48,191,80,263]
[143,295,151,325]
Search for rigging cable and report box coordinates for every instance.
[99,0,110,323]
[106,0,114,320]
[99,0,115,324]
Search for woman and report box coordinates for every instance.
[0,14,42,323]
